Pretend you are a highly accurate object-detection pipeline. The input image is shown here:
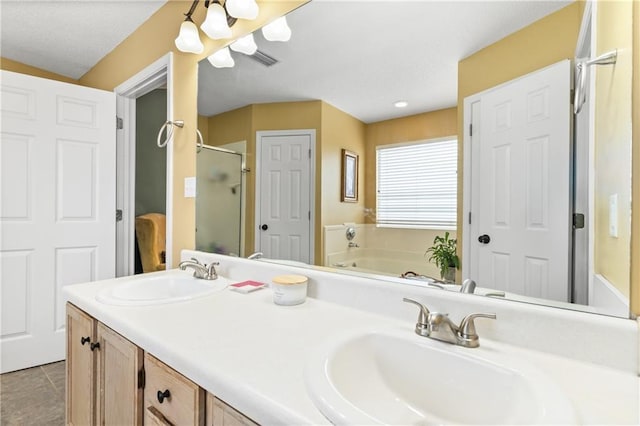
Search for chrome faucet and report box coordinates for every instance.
[460,279,505,298]
[178,258,219,280]
[247,252,264,260]
[402,298,496,348]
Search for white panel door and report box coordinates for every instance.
[470,60,571,302]
[0,70,115,373]
[257,132,312,263]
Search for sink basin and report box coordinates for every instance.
[305,329,576,425]
[96,273,230,306]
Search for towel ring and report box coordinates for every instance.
[574,49,617,114]
[157,120,184,148]
[196,129,204,153]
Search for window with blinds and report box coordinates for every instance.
[376,138,457,229]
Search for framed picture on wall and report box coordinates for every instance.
[341,149,358,202]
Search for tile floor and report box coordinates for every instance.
[0,361,65,426]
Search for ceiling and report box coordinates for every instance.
[198,1,572,123]
[0,0,168,79]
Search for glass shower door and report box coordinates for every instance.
[196,147,243,256]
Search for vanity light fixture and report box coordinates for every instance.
[394,100,408,108]
[230,33,258,55]
[201,1,234,40]
[175,0,259,53]
[226,0,259,20]
[174,18,204,54]
[208,47,235,68]
[262,16,292,42]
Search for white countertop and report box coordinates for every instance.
[64,268,640,425]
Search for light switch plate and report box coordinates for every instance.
[184,177,196,198]
[609,194,618,237]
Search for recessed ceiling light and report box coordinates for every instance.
[394,101,408,108]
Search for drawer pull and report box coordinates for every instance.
[157,389,171,404]
[80,336,90,345]
[90,342,100,351]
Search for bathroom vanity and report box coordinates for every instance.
[64,250,640,425]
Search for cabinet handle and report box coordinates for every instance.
[147,406,174,426]
[157,389,171,404]
[80,336,90,345]
[90,342,100,351]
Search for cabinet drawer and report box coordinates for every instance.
[206,394,258,426]
[144,353,205,426]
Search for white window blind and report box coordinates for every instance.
[376,138,457,229]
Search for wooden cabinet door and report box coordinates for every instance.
[66,303,96,426]
[206,394,257,426]
[95,322,143,426]
[144,353,205,426]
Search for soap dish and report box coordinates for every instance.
[229,280,265,294]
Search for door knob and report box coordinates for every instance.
[261,224,268,231]
[478,234,491,244]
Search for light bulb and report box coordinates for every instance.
[207,47,235,68]
[230,33,257,55]
[226,0,259,20]
[174,20,204,54]
[262,16,291,42]
[200,2,232,40]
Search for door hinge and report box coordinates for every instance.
[573,213,585,229]
[138,367,145,389]
[469,124,473,136]
[468,211,472,224]
[569,89,575,105]
[308,149,311,159]
[116,209,123,222]
[308,211,311,220]
[116,116,123,130]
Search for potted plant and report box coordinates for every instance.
[425,231,459,282]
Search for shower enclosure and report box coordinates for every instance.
[196,146,243,256]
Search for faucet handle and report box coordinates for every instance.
[402,298,430,327]
[458,313,496,338]
[207,262,220,279]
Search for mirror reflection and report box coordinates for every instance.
[196,1,633,318]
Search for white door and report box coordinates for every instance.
[468,60,571,302]
[0,70,116,373]
[256,131,313,263]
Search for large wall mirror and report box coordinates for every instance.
[196,1,634,319]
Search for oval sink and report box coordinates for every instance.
[305,329,576,425]
[96,273,230,306]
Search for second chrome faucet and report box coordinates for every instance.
[403,298,496,348]
[179,258,219,280]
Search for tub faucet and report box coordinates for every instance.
[179,258,219,280]
[247,252,264,260]
[348,242,359,248]
[402,298,496,348]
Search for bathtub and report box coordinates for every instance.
[326,248,439,279]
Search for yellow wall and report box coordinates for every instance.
[457,1,583,270]
[205,101,367,264]
[593,0,634,299]
[632,0,640,316]
[70,0,306,266]
[364,107,458,216]
[320,102,367,257]
[206,101,323,260]
[0,57,79,84]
